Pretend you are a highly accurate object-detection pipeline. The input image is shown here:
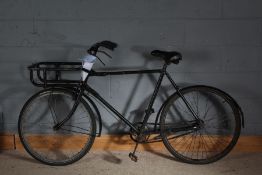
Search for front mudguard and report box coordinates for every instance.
[45,87,103,137]
[82,93,103,136]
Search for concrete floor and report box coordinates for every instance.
[0,150,261,175]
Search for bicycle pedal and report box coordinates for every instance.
[129,152,138,162]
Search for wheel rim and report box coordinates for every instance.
[19,90,95,165]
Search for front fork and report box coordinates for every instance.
[53,81,86,130]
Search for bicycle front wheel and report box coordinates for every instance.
[160,86,241,164]
[18,88,96,166]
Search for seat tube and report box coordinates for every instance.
[141,64,167,126]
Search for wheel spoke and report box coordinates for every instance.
[61,124,90,132]
[59,127,92,135]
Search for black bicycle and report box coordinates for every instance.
[18,41,244,166]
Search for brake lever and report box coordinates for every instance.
[97,50,112,59]
[96,56,106,66]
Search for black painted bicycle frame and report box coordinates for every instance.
[53,63,200,135]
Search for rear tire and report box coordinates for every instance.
[160,86,241,164]
[18,88,96,166]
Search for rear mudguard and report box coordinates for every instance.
[154,85,244,129]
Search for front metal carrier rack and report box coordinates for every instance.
[28,62,87,87]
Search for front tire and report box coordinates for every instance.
[18,88,96,166]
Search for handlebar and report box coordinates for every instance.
[87,40,118,55]
[86,40,118,66]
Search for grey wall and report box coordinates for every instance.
[0,0,261,135]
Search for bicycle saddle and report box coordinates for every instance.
[151,50,182,64]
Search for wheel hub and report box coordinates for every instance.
[195,119,205,130]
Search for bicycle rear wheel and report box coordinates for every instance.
[160,86,241,164]
[18,88,96,166]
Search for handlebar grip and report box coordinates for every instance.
[99,41,118,50]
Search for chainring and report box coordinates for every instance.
[129,122,150,143]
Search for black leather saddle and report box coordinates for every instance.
[151,50,182,64]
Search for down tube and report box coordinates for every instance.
[84,85,139,133]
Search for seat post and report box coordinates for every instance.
[162,62,168,72]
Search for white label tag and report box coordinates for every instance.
[81,54,96,81]
[82,62,94,81]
